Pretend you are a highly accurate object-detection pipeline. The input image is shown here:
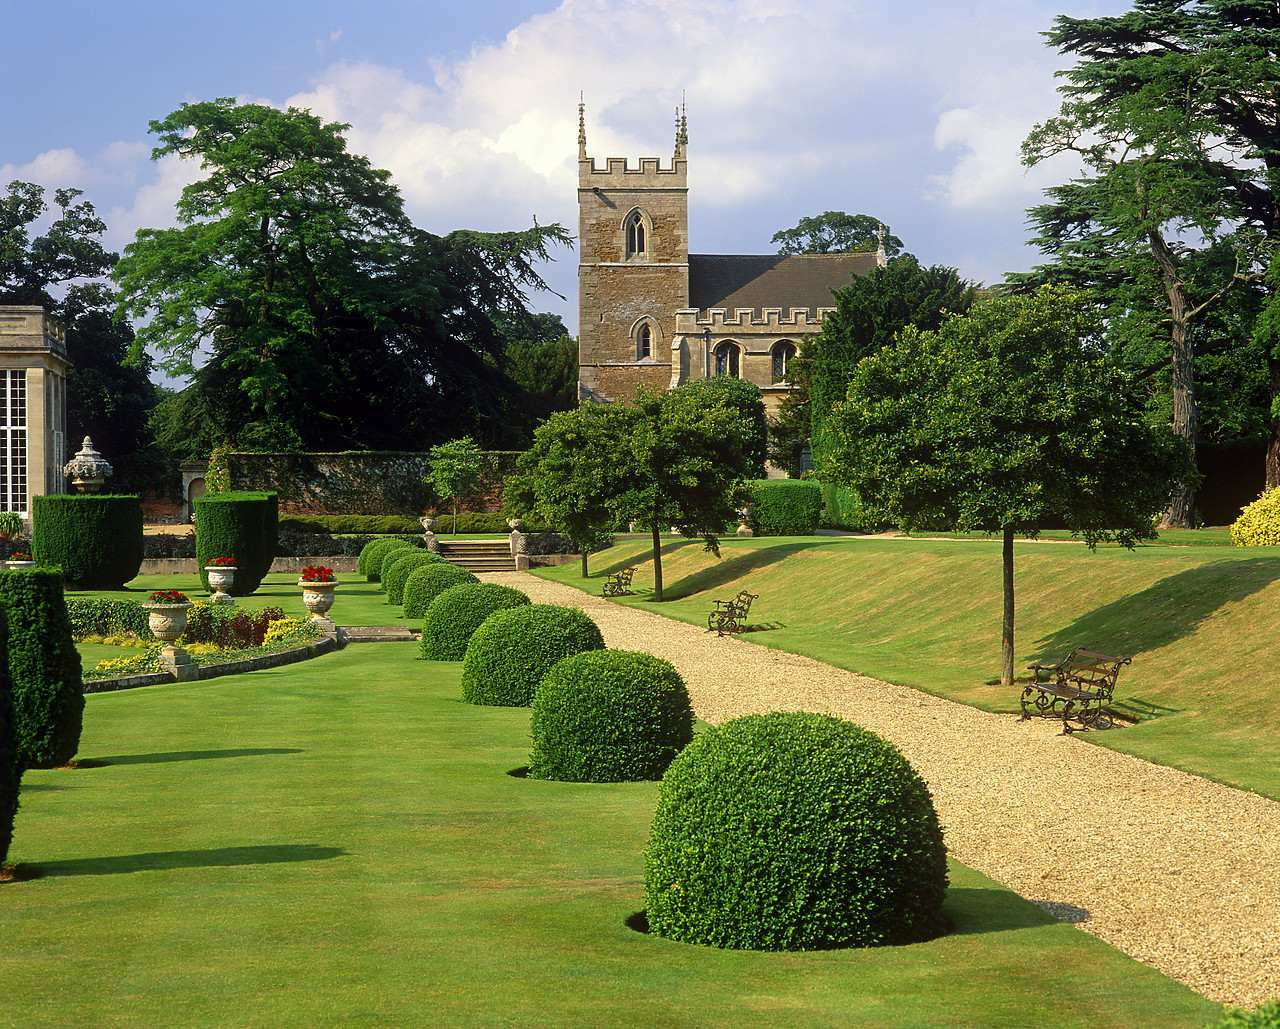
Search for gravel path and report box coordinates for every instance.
[482,571,1280,1008]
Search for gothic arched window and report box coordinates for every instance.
[714,341,740,378]
[625,209,648,260]
[771,340,797,383]
[638,324,652,360]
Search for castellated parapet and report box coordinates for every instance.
[674,307,835,333]
[578,156,687,187]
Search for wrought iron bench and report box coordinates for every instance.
[1020,648,1131,733]
[602,567,636,597]
[707,590,758,637]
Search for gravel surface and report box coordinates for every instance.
[483,571,1280,1008]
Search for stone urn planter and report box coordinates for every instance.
[420,515,437,532]
[299,567,338,623]
[204,564,236,605]
[2,559,34,571]
[143,602,193,643]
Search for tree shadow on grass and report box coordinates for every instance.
[30,844,345,878]
[76,748,303,767]
[1029,558,1280,666]
[605,539,837,602]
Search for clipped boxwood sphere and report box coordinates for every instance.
[644,711,948,951]
[402,563,479,619]
[359,537,413,581]
[380,549,448,605]
[461,604,604,706]
[421,583,529,660]
[32,494,144,588]
[530,650,694,782]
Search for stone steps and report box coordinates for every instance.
[436,540,515,573]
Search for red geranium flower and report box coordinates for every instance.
[147,589,189,604]
[301,565,335,582]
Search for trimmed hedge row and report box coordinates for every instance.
[529,650,693,783]
[0,569,83,769]
[0,608,16,865]
[280,513,551,535]
[421,583,530,661]
[644,711,949,951]
[194,492,278,596]
[749,480,822,536]
[817,481,870,531]
[32,494,144,587]
[402,564,479,619]
[461,604,604,707]
[66,597,154,640]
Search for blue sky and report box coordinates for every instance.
[3,0,1129,356]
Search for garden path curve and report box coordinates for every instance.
[481,571,1280,1009]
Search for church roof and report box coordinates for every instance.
[687,253,880,315]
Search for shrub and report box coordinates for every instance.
[530,650,693,782]
[194,492,278,596]
[274,530,377,558]
[1230,487,1280,546]
[358,537,414,580]
[402,563,479,619]
[1207,1000,1280,1029]
[0,569,83,769]
[644,710,949,951]
[65,597,154,640]
[749,479,822,536]
[0,606,17,865]
[380,550,449,605]
[420,583,530,661]
[31,494,144,587]
[817,480,871,531]
[180,603,285,649]
[142,532,197,559]
[461,604,605,706]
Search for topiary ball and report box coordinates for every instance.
[359,538,413,581]
[461,604,605,707]
[380,549,447,605]
[644,710,948,951]
[402,563,479,619]
[420,583,530,661]
[530,650,694,782]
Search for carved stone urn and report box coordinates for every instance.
[143,603,193,643]
[204,565,236,605]
[299,578,338,620]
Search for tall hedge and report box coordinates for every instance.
[750,480,822,536]
[32,494,144,588]
[194,492,278,596]
[0,607,18,865]
[0,569,83,769]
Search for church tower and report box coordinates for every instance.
[577,101,689,402]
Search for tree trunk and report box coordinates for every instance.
[1269,355,1280,490]
[1001,526,1015,687]
[651,522,664,602]
[452,503,459,535]
[580,550,588,578]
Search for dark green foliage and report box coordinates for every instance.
[1207,1000,1280,1029]
[65,597,154,640]
[0,569,83,769]
[0,606,17,866]
[193,492,278,596]
[402,563,479,619]
[529,650,693,783]
[461,604,604,707]
[644,711,949,951]
[281,515,424,535]
[675,378,769,478]
[420,583,530,661]
[817,481,871,531]
[749,480,822,536]
[358,537,414,580]
[182,604,285,648]
[380,549,449,605]
[772,211,905,257]
[31,494,144,588]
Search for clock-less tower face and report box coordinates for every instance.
[577,114,689,405]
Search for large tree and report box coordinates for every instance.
[0,182,115,311]
[824,287,1190,685]
[772,211,905,258]
[805,257,976,470]
[1019,0,1280,522]
[114,99,569,452]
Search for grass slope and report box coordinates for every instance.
[4,645,1214,1028]
[538,535,1280,800]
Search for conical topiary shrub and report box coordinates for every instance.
[461,604,604,707]
[194,492,278,596]
[0,569,83,769]
[644,711,949,951]
[32,494,144,588]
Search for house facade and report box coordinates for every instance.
[0,306,70,519]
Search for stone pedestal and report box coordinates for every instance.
[159,645,199,682]
[423,531,440,553]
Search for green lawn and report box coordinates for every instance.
[537,533,1280,801]
[4,644,1216,1028]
